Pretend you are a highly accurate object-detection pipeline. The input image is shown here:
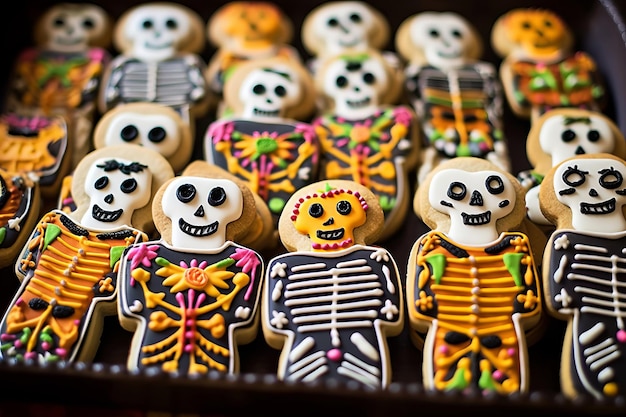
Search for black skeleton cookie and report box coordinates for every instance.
[262,179,404,388]
[539,153,626,400]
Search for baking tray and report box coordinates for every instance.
[0,0,625,415]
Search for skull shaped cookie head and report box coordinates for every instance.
[551,156,626,233]
[428,166,517,245]
[161,177,243,250]
[239,66,302,119]
[81,158,152,229]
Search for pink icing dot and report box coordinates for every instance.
[507,348,516,356]
[186,319,194,327]
[41,342,50,351]
[0,334,15,342]
[617,329,626,343]
[492,370,504,381]
[185,331,194,339]
[55,348,67,357]
[24,352,37,360]
[14,340,22,348]
[327,349,342,362]
[184,344,193,353]
[439,345,449,355]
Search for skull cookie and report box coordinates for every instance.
[540,153,626,399]
[408,157,543,394]
[262,179,404,388]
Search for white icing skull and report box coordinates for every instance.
[408,12,478,69]
[81,157,153,229]
[539,114,615,166]
[239,67,302,119]
[553,157,626,233]
[429,168,516,245]
[322,56,388,120]
[39,3,110,53]
[103,110,180,158]
[309,2,378,55]
[122,4,192,61]
[161,177,243,250]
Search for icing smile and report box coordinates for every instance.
[580,198,616,215]
[316,228,345,240]
[92,204,123,222]
[144,41,174,50]
[179,218,219,237]
[461,211,491,225]
[346,97,371,108]
[253,108,280,117]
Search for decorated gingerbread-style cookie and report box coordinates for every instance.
[205,1,300,109]
[262,179,404,388]
[100,2,210,136]
[408,157,543,394]
[491,8,605,122]
[0,144,174,364]
[118,161,264,375]
[539,153,626,400]
[204,57,319,235]
[313,50,419,242]
[520,108,626,226]
[5,2,112,169]
[395,11,510,185]
[0,113,70,199]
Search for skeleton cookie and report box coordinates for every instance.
[100,2,209,135]
[5,3,112,169]
[118,160,264,375]
[408,157,542,394]
[0,144,174,363]
[520,108,626,226]
[204,57,319,237]
[395,11,510,184]
[491,8,605,122]
[313,50,419,241]
[262,180,404,388]
[539,153,626,400]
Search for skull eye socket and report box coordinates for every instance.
[121,125,139,141]
[543,19,553,28]
[274,85,287,97]
[142,19,154,29]
[429,28,440,38]
[485,175,505,194]
[148,127,166,143]
[521,21,531,30]
[253,84,266,95]
[336,76,348,88]
[587,130,600,143]
[599,167,623,189]
[363,72,375,85]
[349,13,362,23]
[82,18,95,30]
[561,129,576,143]
[53,17,65,28]
[121,178,138,194]
[336,200,352,215]
[208,186,227,206]
[327,18,339,27]
[451,29,462,38]
[309,202,324,218]
[165,19,178,30]
[447,182,466,200]
[176,183,196,203]
[94,176,109,190]
[562,165,588,187]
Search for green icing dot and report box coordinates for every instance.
[457,144,471,157]
[256,138,279,155]
[269,197,286,214]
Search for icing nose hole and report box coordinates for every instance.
[469,190,483,206]
[354,86,360,92]
[323,217,334,226]
[104,194,113,204]
[589,189,599,197]
[194,205,204,217]
[266,98,273,103]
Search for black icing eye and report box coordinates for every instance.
[587,130,601,143]
[451,29,463,38]
[165,19,178,30]
[327,17,339,27]
[94,176,109,190]
[447,182,466,200]
[309,202,324,218]
[349,13,362,23]
[82,18,95,29]
[121,178,137,194]
[485,175,505,194]
[120,125,139,142]
[148,127,166,143]
[562,165,588,187]
[544,19,553,28]
[176,183,196,203]
[599,167,623,189]
[253,84,266,95]
[274,85,287,97]
[561,129,576,143]
[336,200,352,215]
[142,19,154,29]
[429,28,440,38]
[208,186,227,206]
[53,17,66,28]
[522,21,531,29]
[363,72,375,85]
[336,76,348,88]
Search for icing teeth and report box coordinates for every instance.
[580,198,616,215]
[461,211,492,226]
[91,204,123,222]
[316,228,345,240]
[178,218,219,237]
[253,108,280,117]
[346,97,371,108]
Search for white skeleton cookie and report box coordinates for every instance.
[118,162,264,375]
[539,153,626,400]
[262,179,404,388]
[408,157,542,394]
[0,144,173,364]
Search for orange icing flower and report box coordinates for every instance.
[184,267,210,290]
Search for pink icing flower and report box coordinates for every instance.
[393,107,413,126]
[180,258,208,269]
[208,120,235,144]
[231,248,261,300]
[295,123,316,143]
[126,243,161,270]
